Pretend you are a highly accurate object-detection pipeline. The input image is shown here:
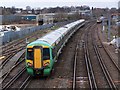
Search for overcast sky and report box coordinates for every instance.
[0,0,119,9]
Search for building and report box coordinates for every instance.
[0,15,22,25]
[21,14,37,21]
[37,13,55,24]
[118,1,120,8]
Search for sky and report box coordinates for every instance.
[0,0,119,9]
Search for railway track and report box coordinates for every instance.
[2,67,31,90]
[2,67,26,89]
[84,40,98,89]
[72,39,79,89]
[72,21,114,89]
[1,50,25,89]
[1,57,25,82]
[95,25,120,89]
[83,23,98,89]
[1,39,28,68]
[97,28,120,72]
[2,37,26,56]
[1,50,25,69]
[90,23,118,89]
[72,39,97,89]
[3,45,25,56]
[72,22,96,89]
[72,21,119,89]
[92,40,117,89]
[19,76,31,90]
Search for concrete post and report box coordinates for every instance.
[102,19,105,32]
[108,14,111,42]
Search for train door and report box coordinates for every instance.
[34,47,42,69]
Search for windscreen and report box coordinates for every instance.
[43,48,50,60]
[27,48,34,60]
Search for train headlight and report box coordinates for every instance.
[27,62,33,67]
[43,62,50,67]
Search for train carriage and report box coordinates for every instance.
[25,19,85,76]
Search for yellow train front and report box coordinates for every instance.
[25,41,53,76]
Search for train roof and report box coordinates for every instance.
[37,19,85,46]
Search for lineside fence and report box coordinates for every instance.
[0,24,53,45]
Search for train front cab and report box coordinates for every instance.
[26,46,53,76]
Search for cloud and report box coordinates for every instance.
[0,0,119,2]
[0,0,118,9]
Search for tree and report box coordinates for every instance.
[92,7,94,10]
[26,6,31,11]
[11,6,16,14]
[32,9,35,14]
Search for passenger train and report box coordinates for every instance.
[97,19,102,23]
[25,19,85,76]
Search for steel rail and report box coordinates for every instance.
[1,51,25,69]
[91,25,117,89]
[93,42,117,89]
[72,43,79,90]
[72,22,92,90]
[2,67,26,89]
[1,55,14,68]
[84,41,98,89]
[83,23,98,89]
[1,58,25,82]
[97,29,120,72]
[3,46,24,56]
[19,76,31,90]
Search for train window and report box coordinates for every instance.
[43,48,50,60]
[52,49,55,59]
[27,48,34,60]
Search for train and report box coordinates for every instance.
[97,19,102,23]
[25,19,85,76]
